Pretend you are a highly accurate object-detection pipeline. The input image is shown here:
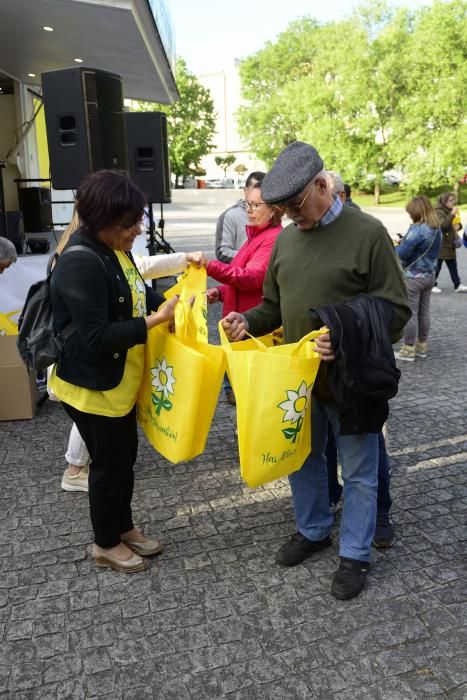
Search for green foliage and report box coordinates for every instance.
[237,0,467,200]
[131,58,216,186]
[214,154,236,176]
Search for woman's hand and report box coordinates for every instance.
[186,251,207,268]
[314,330,336,361]
[221,312,248,341]
[146,296,179,330]
[206,287,220,304]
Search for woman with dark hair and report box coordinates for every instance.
[49,170,178,573]
[395,195,442,361]
[206,176,284,404]
[432,192,467,294]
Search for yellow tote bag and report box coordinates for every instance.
[137,301,225,464]
[220,324,326,488]
[164,265,208,344]
[0,311,19,335]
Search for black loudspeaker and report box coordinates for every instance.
[125,112,171,203]
[0,211,25,253]
[42,67,128,190]
[18,188,53,233]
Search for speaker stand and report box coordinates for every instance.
[0,162,7,240]
[146,203,176,288]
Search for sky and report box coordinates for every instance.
[168,0,430,76]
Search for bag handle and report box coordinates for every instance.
[174,299,197,341]
[218,320,268,352]
[218,321,328,354]
[290,327,329,356]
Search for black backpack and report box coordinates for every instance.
[17,245,105,372]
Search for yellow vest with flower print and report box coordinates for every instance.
[49,251,146,417]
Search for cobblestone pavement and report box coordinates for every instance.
[1,195,467,699]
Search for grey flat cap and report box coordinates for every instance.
[261,141,324,204]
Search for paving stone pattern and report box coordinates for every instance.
[1,220,467,698]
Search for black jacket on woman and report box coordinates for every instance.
[50,228,164,391]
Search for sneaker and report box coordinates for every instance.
[372,516,396,548]
[275,532,331,567]
[415,342,428,358]
[61,465,89,492]
[431,286,442,294]
[331,557,370,600]
[395,344,415,362]
[455,284,467,293]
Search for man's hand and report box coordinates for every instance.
[314,331,336,361]
[221,312,248,341]
[186,251,207,267]
[206,287,220,304]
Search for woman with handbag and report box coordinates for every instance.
[395,195,442,361]
[49,170,179,573]
[432,192,467,294]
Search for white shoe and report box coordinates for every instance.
[61,465,89,492]
[455,284,467,292]
[431,287,442,294]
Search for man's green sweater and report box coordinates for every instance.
[244,206,410,343]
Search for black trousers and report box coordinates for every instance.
[435,258,461,289]
[62,402,138,548]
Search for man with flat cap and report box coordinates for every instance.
[222,141,409,600]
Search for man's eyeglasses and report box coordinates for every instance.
[282,183,314,213]
[245,201,267,211]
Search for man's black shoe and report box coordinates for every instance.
[331,557,369,600]
[372,516,395,549]
[275,532,331,567]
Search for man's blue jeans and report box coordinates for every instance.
[327,428,392,517]
[289,398,378,562]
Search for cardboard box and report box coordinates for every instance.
[0,336,37,420]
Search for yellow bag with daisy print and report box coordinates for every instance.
[220,324,325,488]
[137,300,225,464]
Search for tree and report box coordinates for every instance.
[214,154,236,177]
[390,0,467,195]
[234,163,248,176]
[237,1,466,200]
[131,58,216,187]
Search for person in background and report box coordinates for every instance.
[0,236,17,273]
[325,171,396,548]
[325,171,346,204]
[432,192,467,293]
[54,210,206,493]
[50,170,179,573]
[396,195,442,361]
[222,142,409,600]
[215,171,265,263]
[343,183,361,210]
[207,175,284,406]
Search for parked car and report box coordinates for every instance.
[222,178,235,188]
[205,179,223,189]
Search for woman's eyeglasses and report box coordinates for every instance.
[245,201,267,211]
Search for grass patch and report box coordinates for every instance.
[352,183,467,212]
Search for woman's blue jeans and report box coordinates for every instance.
[289,399,378,562]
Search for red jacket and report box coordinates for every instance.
[207,222,282,316]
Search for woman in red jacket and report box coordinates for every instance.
[206,175,284,404]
